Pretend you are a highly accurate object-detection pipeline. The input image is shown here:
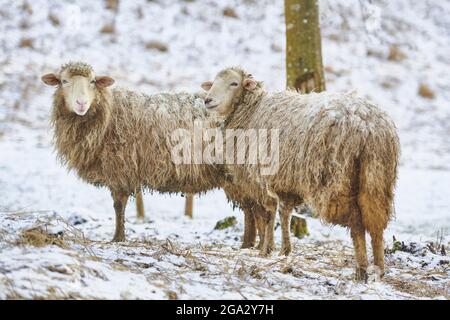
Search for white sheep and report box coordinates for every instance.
[201,67,400,280]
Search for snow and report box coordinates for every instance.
[0,0,449,299]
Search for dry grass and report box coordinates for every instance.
[105,0,119,11]
[388,45,407,62]
[100,23,115,34]
[17,227,66,248]
[223,7,238,19]
[166,290,178,300]
[418,84,436,99]
[145,41,169,52]
[385,276,449,299]
[19,38,34,49]
[21,1,33,15]
[48,14,60,27]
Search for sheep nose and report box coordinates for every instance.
[204,98,212,105]
[76,100,87,107]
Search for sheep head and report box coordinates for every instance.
[201,67,258,117]
[41,62,115,116]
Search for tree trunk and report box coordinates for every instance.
[285,0,326,93]
[135,189,145,219]
[285,0,326,238]
[184,194,194,218]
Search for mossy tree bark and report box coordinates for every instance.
[285,0,326,238]
[285,0,325,93]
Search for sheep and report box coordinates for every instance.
[201,67,400,280]
[40,61,269,247]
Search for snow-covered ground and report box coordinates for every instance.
[0,0,449,299]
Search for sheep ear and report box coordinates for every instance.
[41,73,60,86]
[95,76,115,87]
[201,81,213,91]
[243,78,257,91]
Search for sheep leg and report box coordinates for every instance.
[350,223,368,282]
[241,207,257,249]
[184,194,194,218]
[111,190,129,242]
[259,213,276,257]
[279,201,294,256]
[135,189,145,219]
[370,230,385,277]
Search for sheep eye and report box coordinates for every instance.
[90,80,96,84]
[62,80,68,84]
[230,82,238,87]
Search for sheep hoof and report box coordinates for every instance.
[259,245,275,257]
[241,242,256,249]
[279,245,292,256]
[259,250,271,258]
[367,265,385,282]
[354,267,368,282]
[112,234,126,242]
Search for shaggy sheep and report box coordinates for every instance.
[201,67,400,280]
[41,61,270,247]
[42,62,221,241]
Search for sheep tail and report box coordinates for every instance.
[358,122,400,231]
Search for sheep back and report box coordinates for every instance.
[229,90,399,228]
[52,86,224,195]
